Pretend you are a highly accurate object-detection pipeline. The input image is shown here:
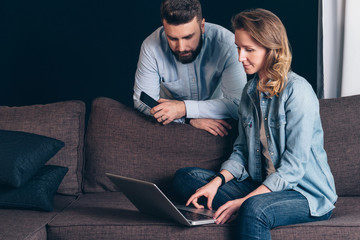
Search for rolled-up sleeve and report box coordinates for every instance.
[221,159,249,181]
[133,40,161,115]
[263,172,290,192]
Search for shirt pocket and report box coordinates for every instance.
[269,114,286,147]
[269,115,286,128]
[241,116,254,137]
[160,78,188,99]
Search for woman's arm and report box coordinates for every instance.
[186,170,234,210]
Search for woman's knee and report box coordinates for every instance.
[238,195,267,220]
[173,167,198,186]
[236,196,272,239]
[174,167,213,184]
[172,167,210,200]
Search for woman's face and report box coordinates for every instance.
[235,29,267,79]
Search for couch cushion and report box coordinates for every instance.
[319,94,360,196]
[0,194,76,240]
[83,97,236,193]
[47,192,235,240]
[0,101,86,195]
[0,130,64,188]
[47,193,360,240]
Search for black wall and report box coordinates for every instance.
[0,0,318,112]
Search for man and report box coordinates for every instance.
[133,0,246,136]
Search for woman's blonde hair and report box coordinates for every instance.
[232,8,292,97]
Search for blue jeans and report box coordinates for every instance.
[173,167,332,240]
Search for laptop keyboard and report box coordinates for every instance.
[178,209,214,221]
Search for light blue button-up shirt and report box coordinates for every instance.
[221,72,337,217]
[133,22,247,122]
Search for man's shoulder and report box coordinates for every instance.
[204,22,234,43]
[142,26,166,48]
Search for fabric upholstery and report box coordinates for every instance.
[47,193,360,240]
[0,195,76,240]
[83,97,237,193]
[319,94,360,196]
[47,192,235,240]
[26,227,47,240]
[2,94,360,240]
[0,100,86,195]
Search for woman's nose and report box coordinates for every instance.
[238,51,247,62]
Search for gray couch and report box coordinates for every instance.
[0,94,359,240]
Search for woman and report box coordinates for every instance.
[173,8,337,239]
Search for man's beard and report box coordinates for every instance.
[173,37,203,64]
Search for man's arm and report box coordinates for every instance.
[133,41,161,115]
[134,39,186,124]
[184,46,247,120]
[188,118,232,137]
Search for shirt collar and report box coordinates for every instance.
[247,74,273,99]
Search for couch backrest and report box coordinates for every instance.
[320,94,360,196]
[84,95,360,197]
[0,100,86,195]
[83,97,236,194]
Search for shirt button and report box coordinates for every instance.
[265,118,268,121]
[270,152,274,155]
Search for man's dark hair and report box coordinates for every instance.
[160,0,202,25]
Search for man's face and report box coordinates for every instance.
[163,17,205,64]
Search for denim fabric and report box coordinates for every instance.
[173,167,260,210]
[220,72,337,216]
[237,190,332,240]
[173,167,332,240]
[133,23,247,122]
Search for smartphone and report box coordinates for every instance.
[140,92,159,109]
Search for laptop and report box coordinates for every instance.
[106,173,216,226]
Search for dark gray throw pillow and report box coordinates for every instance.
[0,165,68,211]
[0,130,64,188]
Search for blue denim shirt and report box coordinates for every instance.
[221,72,337,217]
[133,23,247,122]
